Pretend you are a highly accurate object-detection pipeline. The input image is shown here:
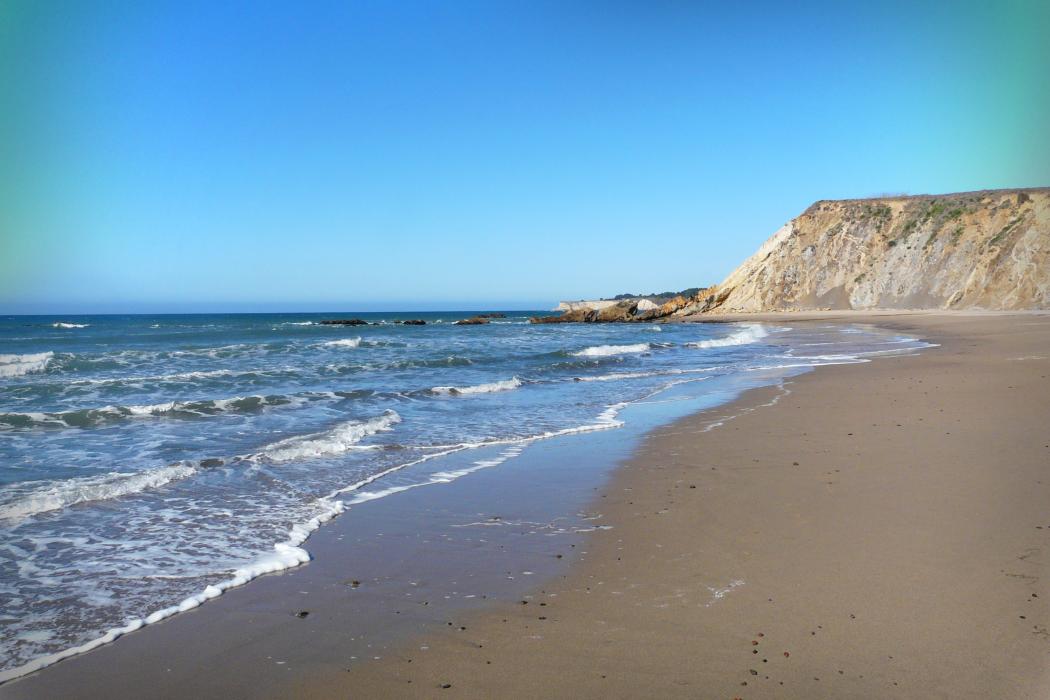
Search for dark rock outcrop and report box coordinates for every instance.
[320,319,369,326]
[399,319,426,325]
[454,316,490,326]
[529,309,590,324]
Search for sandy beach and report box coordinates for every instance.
[3,312,1048,699]
[295,312,1050,698]
[7,4,1046,696]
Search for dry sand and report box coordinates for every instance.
[296,313,1050,698]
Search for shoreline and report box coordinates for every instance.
[3,312,1046,698]
[296,312,1050,698]
[1,319,823,697]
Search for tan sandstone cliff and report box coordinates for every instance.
[679,188,1050,314]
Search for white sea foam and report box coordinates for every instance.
[0,503,323,683]
[686,324,769,349]
[574,367,714,383]
[67,368,247,387]
[0,464,198,522]
[51,322,89,329]
[259,411,401,462]
[0,352,54,378]
[431,377,522,395]
[574,370,662,382]
[572,343,651,357]
[0,440,529,683]
[323,337,362,348]
[125,395,294,418]
[0,395,637,683]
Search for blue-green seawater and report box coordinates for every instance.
[0,312,931,677]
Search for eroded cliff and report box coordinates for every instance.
[682,188,1050,314]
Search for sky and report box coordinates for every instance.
[2,0,1048,313]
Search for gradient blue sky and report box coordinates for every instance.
[2,0,1047,313]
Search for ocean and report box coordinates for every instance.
[0,312,932,680]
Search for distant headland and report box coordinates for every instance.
[538,187,1049,324]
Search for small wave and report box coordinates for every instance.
[0,464,197,522]
[389,356,473,369]
[0,395,298,429]
[282,321,315,326]
[258,411,401,462]
[574,370,662,382]
[51,322,89,329]
[0,352,54,378]
[168,343,258,359]
[572,343,651,358]
[65,368,243,387]
[574,366,715,383]
[686,324,768,349]
[322,338,362,348]
[431,377,523,395]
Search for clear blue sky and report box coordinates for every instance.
[2,0,1047,313]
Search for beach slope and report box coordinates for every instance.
[312,313,1050,698]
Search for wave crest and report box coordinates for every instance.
[686,324,768,349]
[431,377,522,395]
[0,352,54,378]
[259,411,401,462]
[322,338,361,348]
[572,343,651,358]
[0,395,296,429]
[0,464,197,522]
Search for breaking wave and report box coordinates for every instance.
[687,324,769,349]
[0,352,54,378]
[431,377,523,395]
[572,343,652,357]
[258,411,401,462]
[0,464,198,522]
[322,338,362,348]
[0,395,299,429]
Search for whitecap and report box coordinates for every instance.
[0,464,198,522]
[572,343,651,357]
[431,377,522,395]
[0,395,300,430]
[0,352,54,378]
[686,324,769,349]
[322,338,362,348]
[258,411,401,462]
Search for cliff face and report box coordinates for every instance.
[554,300,619,312]
[682,188,1050,314]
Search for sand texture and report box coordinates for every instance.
[301,313,1050,698]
